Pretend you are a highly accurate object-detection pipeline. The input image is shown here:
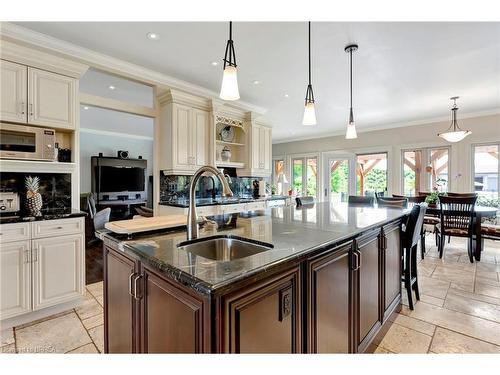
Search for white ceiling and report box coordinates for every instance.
[15,22,500,142]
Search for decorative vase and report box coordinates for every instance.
[221,146,231,162]
[25,176,43,217]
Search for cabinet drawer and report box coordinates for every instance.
[246,201,267,211]
[197,205,219,216]
[32,217,84,239]
[0,222,31,244]
[220,204,246,214]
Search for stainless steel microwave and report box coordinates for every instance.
[0,123,56,161]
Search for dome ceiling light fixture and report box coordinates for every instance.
[302,21,317,126]
[219,21,240,101]
[438,96,471,143]
[345,43,359,139]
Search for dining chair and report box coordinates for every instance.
[377,197,408,208]
[401,203,427,310]
[296,196,315,207]
[348,195,375,206]
[437,195,477,262]
[447,192,478,197]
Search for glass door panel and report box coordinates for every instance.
[428,148,449,192]
[292,158,304,196]
[403,150,423,195]
[328,159,349,203]
[356,153,388,196]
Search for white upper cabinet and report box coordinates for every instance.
[160,95,211,175]
[0,60,27,123]
[28,68,76,130]
[245,124,272,177]
[0,60,77,130]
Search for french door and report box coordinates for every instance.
[322,154,356,202]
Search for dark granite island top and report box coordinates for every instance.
[104,202,407,295]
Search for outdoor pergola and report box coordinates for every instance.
[403,149,449,193]
[356,153,386,195]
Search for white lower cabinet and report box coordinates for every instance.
[32,234,84,310]
[0,218,85,322]
[0,240,31,320]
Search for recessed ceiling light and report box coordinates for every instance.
[253,80,261,85]
[210,61,219,66]
[83,106,89,110]
[146,32,160,40]
[108,85,116,90]
[284,94,289,98]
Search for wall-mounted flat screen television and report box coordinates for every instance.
[98,166,145,193]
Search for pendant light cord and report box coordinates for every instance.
[229,21,232,41]
[350,49,353,110]
[308,21,311,85]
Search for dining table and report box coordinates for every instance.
[424,205,498,261]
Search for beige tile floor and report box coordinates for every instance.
[2,236,500,354]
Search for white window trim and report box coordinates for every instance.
[471,142,500,196]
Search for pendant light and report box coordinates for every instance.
[345,44,358,139]
[219,21,240,101]
[438,97,471,142]
[302,22,317,126]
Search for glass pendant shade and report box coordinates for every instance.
[438,130,471,143]
[437,97,471,143]
[219,65,240,101]
[345,122,358,139]
[302,102,317,126]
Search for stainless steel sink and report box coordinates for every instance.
[177,235,273,261]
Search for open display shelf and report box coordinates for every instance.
[215,117,247,169]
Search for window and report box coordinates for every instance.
[292,156,318,197]
[473,144,499,200]
[273,159,285,183]
[428,148,449,192]
[401,146,450,194]
[356,153,387,196]
[402,150,422,196]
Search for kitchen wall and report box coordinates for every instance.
[79,131,153,194]
[273,113,500,196]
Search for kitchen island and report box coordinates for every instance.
[103,202,406,353]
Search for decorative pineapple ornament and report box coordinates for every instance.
[25,176,43,216]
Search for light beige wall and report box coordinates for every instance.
[272,113,500,198]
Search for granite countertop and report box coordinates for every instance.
[106,202,407,295]
[0,208,87,224]
[159,195,289,208]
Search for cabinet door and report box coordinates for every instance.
[28,68,76,129]
[0,60,27,123]
[104,246,138,353]
[251,126,261,170]
[383,222,402,318]
[356,231,382,352]
[223,267,301,353]
[32,234,84,310]
[191,109,209,167]
[0,241,31,320]
[141,268,206,353]
[172,104,192,169]
[306,243,353,353]
[260,126,271,172]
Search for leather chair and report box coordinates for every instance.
[348,195,374,206]
[377,197,408,208]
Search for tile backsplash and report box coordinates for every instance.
[0,172,71,213]
[160,173,269,202]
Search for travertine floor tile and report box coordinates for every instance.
[378,323,432,353]
[16,312,91,354]
[391,313,436,336]
[430,327,500,353]
[67,343,99,354]
[475,283,500,299]
[95,294,104,307]
[86,281,103,298]
[0,328,14,346]
[407,301,500,346]
[420,294,445,307]
[447,287,500,306]
[475,270,499,281]
[374,346,394,354]
[1,343,16,353]
[75,294,103,320]
[444,292,500,323]
[475,277,500,288]
[82,314,104,330]
[88,325,103,353]
[419,275,450,299]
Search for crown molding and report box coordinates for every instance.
[80,127,153,141]
[0,22,267,115]
[272,108,500,144]
[157,88,211,111]
[0,39,89,78]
